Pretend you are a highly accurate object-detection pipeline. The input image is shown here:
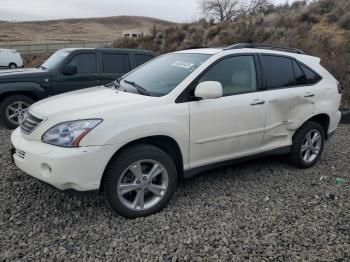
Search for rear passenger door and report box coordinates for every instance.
[100,52,131,85]
[52,52,100,94]
[259,54,321,151]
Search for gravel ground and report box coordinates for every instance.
[0,125,349,261]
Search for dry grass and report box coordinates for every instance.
[0,16,176,43]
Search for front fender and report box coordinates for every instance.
[0,82,47,99]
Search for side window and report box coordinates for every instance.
[135,54,154,67]
[300,64,321,84]
[292,60,308,85]
[67,54,97,74]
[198,56,257,96]
[102,53,130,74]
[262,55,295,89]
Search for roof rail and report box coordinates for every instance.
[225,43,306,55]
[181,46,209,50]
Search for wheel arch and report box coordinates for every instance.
[0,91,39,102]
[100,135,184,192]
[0,82,46,103]
[297,113,330,140]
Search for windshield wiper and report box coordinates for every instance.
[105,78,121,89]
[124,80,151,96]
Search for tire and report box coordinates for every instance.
[289,121,325,169]
[9,63,17,69]
[103,144,178,218]
[0,95,34,129]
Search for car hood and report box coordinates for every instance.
[30,86,157,119]
[0,68,49,80]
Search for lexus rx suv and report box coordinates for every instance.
[11,44,342,218]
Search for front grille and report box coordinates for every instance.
[16,149,26,159]
[20,112,43,134]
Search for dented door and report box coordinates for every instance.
[258,54,318,151]
[261,87,316,151]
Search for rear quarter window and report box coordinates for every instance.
[292,60,308,86]
[300,64,322,84]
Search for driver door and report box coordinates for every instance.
[52,53,100,95]
[189,55,267,168]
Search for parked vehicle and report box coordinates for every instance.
[11,43,342,218]
[0,48,154,128]
[0,49,23,69]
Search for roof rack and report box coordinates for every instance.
[180,46,209,50]
[225,43,306,55]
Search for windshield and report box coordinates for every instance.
[41,50,70,70]
[122,53,212,96]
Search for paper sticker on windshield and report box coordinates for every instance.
[172,61,194,69]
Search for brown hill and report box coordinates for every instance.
[0,16,176,43]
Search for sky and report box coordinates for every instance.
[0,0,293,23]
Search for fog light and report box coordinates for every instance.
[41,163,52,177]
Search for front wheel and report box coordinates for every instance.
[103,144,178,218]
[0,95,34,129]
[289,121,325,168]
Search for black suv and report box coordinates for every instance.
[0,48,154,128]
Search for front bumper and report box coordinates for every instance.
[10,128,116,191]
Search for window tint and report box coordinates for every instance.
[199,56,257,96]
[262,56,295,89]
[135,54,154,67]
[67,54,97,74]
[292,60,308,85]
[102,53,130,74]
[300,64,321,84]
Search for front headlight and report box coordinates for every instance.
[42,119,102,147]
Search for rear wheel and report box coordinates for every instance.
[9,63,17,69]
[0,95,33,129]
[289,121,325,168]
[103,144,178,218]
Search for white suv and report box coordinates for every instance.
[11,44,342,218]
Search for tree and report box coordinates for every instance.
[200,0,240,22]
[248,0,273,15]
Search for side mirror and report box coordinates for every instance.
[194,81,223,100]
[62,65,77,75]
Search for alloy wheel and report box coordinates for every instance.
[117,160,169,211]
[300,129,322,163]
[5,101,30,126]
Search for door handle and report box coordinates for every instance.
[304,93,315,98]
[250,99,265,106]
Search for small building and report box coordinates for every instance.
[122,31,144,39]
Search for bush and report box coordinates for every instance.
[207,25,221,39]
[338,13,350,30]
[297,11,320,24]
[310,0,334,15]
